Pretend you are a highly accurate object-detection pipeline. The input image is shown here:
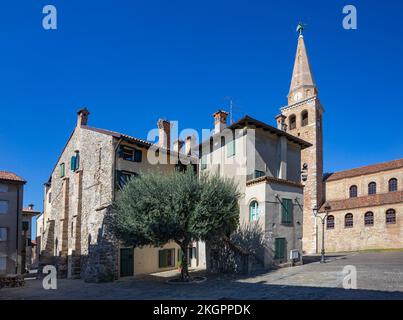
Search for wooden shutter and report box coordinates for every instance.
[134,149,142,162]
[70,156,76,171]
[281,199,293,224]
[159,250,166,268]
[60,163,65,177]
[275,238,285,259]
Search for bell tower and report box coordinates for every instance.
[278,29,324,254]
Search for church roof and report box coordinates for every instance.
[318,190,403,213]
[325,158,403,182]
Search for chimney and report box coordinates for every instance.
[185,135,194,155]
[157,119,172,149]
[275,114,287,131]
[213,110,229,134]
[28,204,34,211]
[173,139,184,153]
[77,108,90,127]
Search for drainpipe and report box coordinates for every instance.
[16,186,20,274]
[112,137,123,201]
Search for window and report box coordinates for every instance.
[389,178,398,192]
[281,198,293,224]
[60,163,65,178]
[70,152,80,171]
[0,184,8,193]
[301,110,308,127]
[48,192,52,203]
[386,209,396,224]
[0,228,7,241]
[349,185,357,198]
[119,146,142,162]
[289,115,296,130]
[326,215,335,229]
[201,155,207,170]
[368,182,376,195]
[249,200,259,221]
[220,136,225,147]
[0,256,6,272]
[116,170,138,189]
[274,238,286,259]
[227,134,235,157]
[254,170,265,179]
[22,221,29,231]
[0,200,8,214]
[158,249,175,268]
[345,213,353,228]
[364,212,374,226]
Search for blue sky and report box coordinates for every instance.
[1,1,402,238]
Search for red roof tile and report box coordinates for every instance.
[319,191,403,212]
[325,159,403,182]
[0,171,26,183]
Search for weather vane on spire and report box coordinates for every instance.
[296,22,305,36]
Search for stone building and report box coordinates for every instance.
[277,32,402,254]
[0,171,25,275]
[318,160,403,252]
[39,109,203,281]
[200,111,310,269]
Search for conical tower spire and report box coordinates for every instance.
[288,33,317,104]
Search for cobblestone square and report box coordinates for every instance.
[1,251,403,300]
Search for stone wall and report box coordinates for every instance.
[318,203,403,252]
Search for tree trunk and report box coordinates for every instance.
[180,245,190,281]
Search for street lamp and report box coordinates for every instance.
[313,202,331,263]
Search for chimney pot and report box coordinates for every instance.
[77,108,90,127]
[173,139,184,153]
[275,114,287,131]
[157,119,172,149]
[213,110,229,134]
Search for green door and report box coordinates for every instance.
[120,248,134,277]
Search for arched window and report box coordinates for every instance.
[326,215,335,229]
[386,209,396,224]
[249,200,259,221]
[345,213,353,228]
[389,178,398,192]
[349,185,357,198]
[364,212,374,226]
[368,182,377,195]
[289,114,296,130]
[301,110,308,127]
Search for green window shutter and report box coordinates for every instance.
[281,199,293,224]
[227,140,235,157]
[275,238,286,259]
[159,250,167,268]
[70,156,76,171]
[60,163,65,177]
